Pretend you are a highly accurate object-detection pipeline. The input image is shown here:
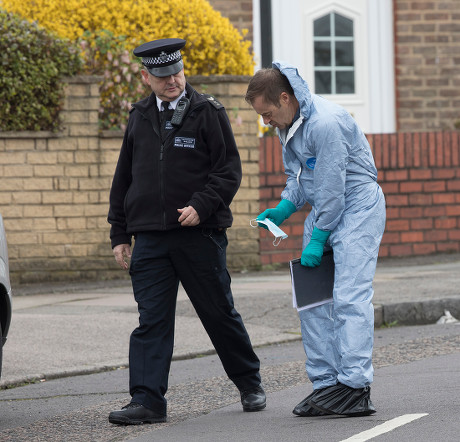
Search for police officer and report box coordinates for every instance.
[107,39,265,425]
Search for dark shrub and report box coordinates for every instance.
[0,9,82,132]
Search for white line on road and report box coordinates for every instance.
[340,413,429,442]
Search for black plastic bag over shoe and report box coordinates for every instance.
[307,383,376,416]
[293,389,329,416]
[293,401,327,417]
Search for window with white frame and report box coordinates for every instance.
[314,12,355,94]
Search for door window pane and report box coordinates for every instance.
[314,14,331,36]
[335,41,354,66]
[314,41,331,66]
[315,71,332,94]
[336,72,355,93]
[335,14,353,37]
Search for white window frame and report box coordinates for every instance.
[313,12,356,95]
[304,3,367,123]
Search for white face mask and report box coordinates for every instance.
[250,218,288,246]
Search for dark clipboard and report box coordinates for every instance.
[290,250,334,311]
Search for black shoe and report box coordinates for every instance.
[240,385,266,412]
[293,390,328,416]
[307,383,376,417]
[108,402,167,425]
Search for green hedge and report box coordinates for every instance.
[0,9,81,132]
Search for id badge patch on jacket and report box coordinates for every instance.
[174,136,196,149]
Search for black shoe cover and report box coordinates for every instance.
[307,383,376,416]
[294,402,328,417]
[293,389,330,416]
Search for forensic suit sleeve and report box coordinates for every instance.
[310,117,348,231]
[280,146,308,210]
[107,123,133,248]
[186,106,242,222]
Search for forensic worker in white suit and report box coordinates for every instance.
[245,62,386,416]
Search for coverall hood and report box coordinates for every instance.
[272,61,313,121]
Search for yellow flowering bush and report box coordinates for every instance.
[0,0,254,76]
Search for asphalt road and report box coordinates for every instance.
[1,322,459,442]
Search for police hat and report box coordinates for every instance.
[133,38,186,77]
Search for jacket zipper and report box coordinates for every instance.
[135,96,206,229]
[159,142,165,227]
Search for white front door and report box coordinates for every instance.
[255,0,395,133]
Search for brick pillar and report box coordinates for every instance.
[60,75,101,136]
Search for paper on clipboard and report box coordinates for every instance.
[290,251,334,311]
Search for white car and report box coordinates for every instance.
[0,214,12,378]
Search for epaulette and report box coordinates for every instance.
[203,94,224,109]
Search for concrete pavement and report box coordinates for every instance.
[1,253,460,389]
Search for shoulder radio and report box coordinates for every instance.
[171,97,190,127]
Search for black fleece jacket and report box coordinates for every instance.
[108,83,242,248]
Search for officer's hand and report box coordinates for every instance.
[113,244,131,270]
[177,206,200,226]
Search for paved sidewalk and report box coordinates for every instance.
[1,253,460,389]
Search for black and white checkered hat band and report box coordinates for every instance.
[142,50,181,67]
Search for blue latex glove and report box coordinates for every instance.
[257,199,296,228]
[301,227,331,267]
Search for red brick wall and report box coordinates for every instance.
[259,132,460,265]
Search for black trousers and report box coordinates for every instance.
[128,228,261,415]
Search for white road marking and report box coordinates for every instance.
[340,413,429,442]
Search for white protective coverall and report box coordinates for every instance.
[274,61,386,390]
